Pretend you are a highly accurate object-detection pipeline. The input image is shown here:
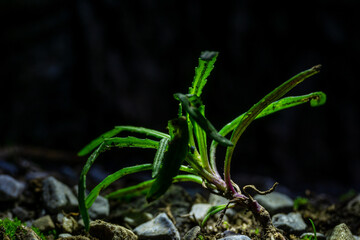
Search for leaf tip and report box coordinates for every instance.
[200,51,219,60]
[312,64,322,72]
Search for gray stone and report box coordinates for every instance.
[189,203,212,222]
[73,185,110,219]
[184,226,201,240]
[31,215,55,232]
[328,223,355,240]
[0,174,25,201]
[300,232,326,240]
[58,235,91,240]
[12,206,31,221]
[90,219,137,240]
[254,192,293,215]
[272,212,306,233]
[58,233,73,238]
[123,210,153,227]
[208,194,236,218]
[208,193,229,206]
[218,235,251,240]
[42,176,78,213]
[89,194,110,219]
[133,212,180,240]
[346,194,360,216]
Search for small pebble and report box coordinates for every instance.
[32,215,55,232]
[0,174,25,201]
[346,194,360,217]
[133,212,180,240]
[89,194,110,219]
[328,223,355,240]
[90,219,137,240]
[272,212,306,233]
[58,233,73,238]
[300,232,326,240]
[208,193,229,206]
[12,206,30,221]
[218,234,251,240]
[189,203,212,221]
[254,192,293,215]
[61,215,78,233]
[73,185,110,219]
[42,176,78,213]
[184,226,201,240]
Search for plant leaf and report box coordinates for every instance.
[103,136,159,149]
[78,126,169,156]
[78,142,108,231]
[218,91,327,140]
[146,117,189,202]
[152,138,170,178]
[85,164,153,209]
[174,93,233,147]
[106,174,203,200]
[189,51,218,97]
[210,92,326,170]
[78,136,160,231]
[201,204,234,227]
[223,65,322,190]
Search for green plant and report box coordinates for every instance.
[293,197,309,211]
[78,51,326,239]
[0,217,22,239]
[0,217,47,240]
[301,218,318,240]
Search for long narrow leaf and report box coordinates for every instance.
[85,164,153,209]
[175,93,233,147]
[152,138,170,178]
[201,204,227,227]
[78,136,160,230]
[78,142,108,231]
[147,117,189,202]
[224,65,322,190]
[78,126,169,156]
[106,179,155,199]
[191,104,211,170]
[210,91,327,169]
[189,51,218,97]
[106,174,203,199]
[104,137,159,149]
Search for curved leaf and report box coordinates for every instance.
[78,126,169,156]
[224,65,322,191]
[85,164,153,209]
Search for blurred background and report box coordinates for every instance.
[1,1,359,196]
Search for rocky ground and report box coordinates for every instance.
[1,155,360,240]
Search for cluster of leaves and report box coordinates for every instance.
[77,51,326,231]
[0,217,47,240]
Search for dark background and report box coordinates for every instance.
[1,1,359,195]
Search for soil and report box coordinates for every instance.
[0,149,359,240]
